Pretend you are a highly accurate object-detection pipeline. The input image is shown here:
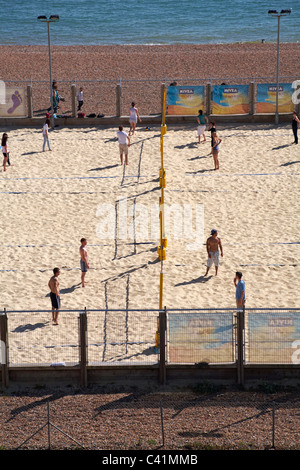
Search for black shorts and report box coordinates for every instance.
[50,292,60,309]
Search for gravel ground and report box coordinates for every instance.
[0,386,299,450]
[1,43,299,117]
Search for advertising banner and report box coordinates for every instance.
[248,311,300,364]
[0,86,26,117]
[212,85,249,115]
[256,83,294,113]
[168,312,234,364]
[167,86,205,115]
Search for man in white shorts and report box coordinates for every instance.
[204,229,223,276]
[117,125,130,165]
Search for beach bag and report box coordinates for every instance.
[78,112,85,118]
[87,113,96,118]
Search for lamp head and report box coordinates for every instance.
[37,15,59,22]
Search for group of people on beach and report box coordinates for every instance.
[197,110,222,170]
[48,229,246,325]
[48,238,89,325]
[2,94,298,322]
[203,228,246,309]
[116,102,141,165]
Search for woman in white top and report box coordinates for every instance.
[129,101,141,136]
[1,133,10,171]
[42,118,51,151]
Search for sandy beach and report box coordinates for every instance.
[0,44,299,365]
[0,121,299,364]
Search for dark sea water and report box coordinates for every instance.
[0,0,299,45]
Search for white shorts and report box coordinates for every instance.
[197,125,206,136]
[207,251,220,267]
[119,143,128,154]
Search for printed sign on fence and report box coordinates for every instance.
[168,312,234,364]
[212,85,249,115]
[0,86,26,117]
[167,86,205,115]
[248,311,300,363]
[256,83,294,113]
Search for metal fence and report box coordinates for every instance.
[0,391,299,450]
[3,308,160,367]
[1,308,299,369]
[2,75,299,118]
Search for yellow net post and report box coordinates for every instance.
[156,86,167,349]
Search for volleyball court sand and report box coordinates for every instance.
[0,122,299,364]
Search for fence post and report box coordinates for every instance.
[0,309,9,388]
[159,307,167,385]
[27,85,33,118]
[236,305,245,386]
[206,83,211,116]
[116,84,121,117]
[161,84,166,116]
[272,403,276,449]
[79,308,88,387]
[249,82,255,115]
[71,84,77,118]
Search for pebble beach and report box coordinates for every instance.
[0,43,300,116]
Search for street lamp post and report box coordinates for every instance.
[268,9,291,125]
[37,15,59,127]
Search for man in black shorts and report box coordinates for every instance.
[48,267,60,325]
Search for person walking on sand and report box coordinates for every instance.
[234,271,246,309]
[209,122,216,155]
[197,109,208,143]
[77,87,84,111]
[212,132,222,170]
[42,118,51,152]
[292,111,300,144]
[80,238,89,287]
[129,102,141,136]
[48,267,61,325]
[1,133,11,171]
[204,229,223,276]
[117,125,130,165]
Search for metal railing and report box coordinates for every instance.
[1,308,299,376]
[1,75,299,119]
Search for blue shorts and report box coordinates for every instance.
[80,259,88,272]
[50,292,60,309]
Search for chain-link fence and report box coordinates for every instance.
[0,389,299,450]
[4,309,160,367]
[2,308,300,369]
[2,75,298,119]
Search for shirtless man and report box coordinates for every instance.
[48,267,60,325]
[204,229,223,276]
[80,238,89,287]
